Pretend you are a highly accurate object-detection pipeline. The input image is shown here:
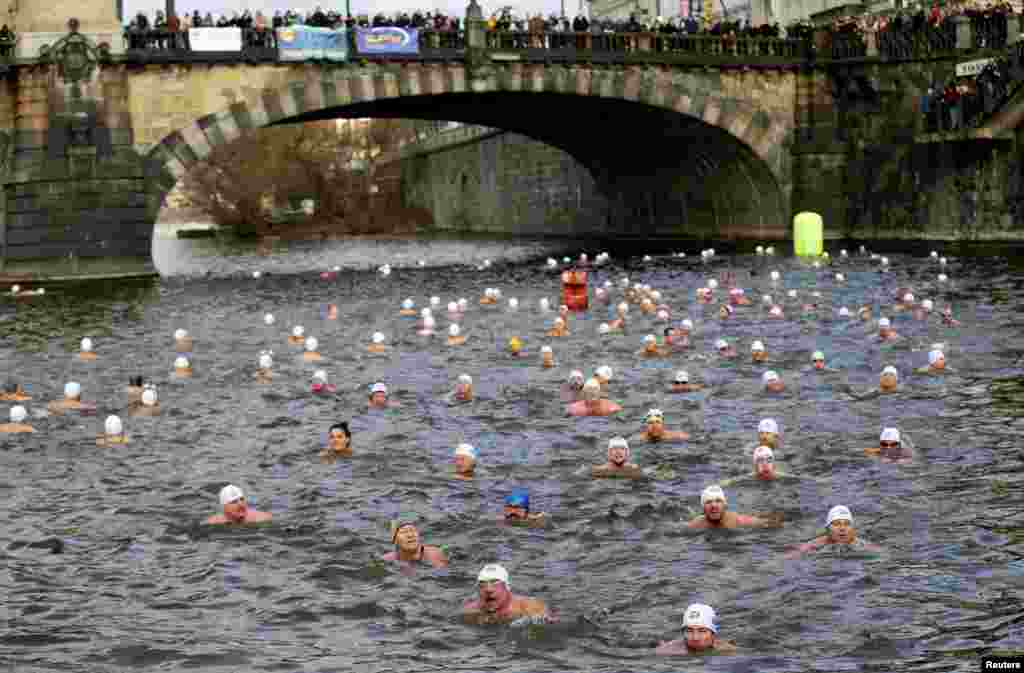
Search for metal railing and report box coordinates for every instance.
[876,19,957,60]
[829,30,867,60]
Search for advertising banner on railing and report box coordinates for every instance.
[956,58,994,78]
[188,27,243,52]
[276,26,349,61]
[355,27,419,54]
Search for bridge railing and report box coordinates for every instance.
[876,20,957,60]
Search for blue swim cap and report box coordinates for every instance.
[505,490,530,510]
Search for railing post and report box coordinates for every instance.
[465,0,486,50]
[953,14,972,51]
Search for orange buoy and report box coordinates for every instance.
[561,268,588,311]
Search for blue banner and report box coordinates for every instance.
[276,26,348,61]
[356,27,420,54]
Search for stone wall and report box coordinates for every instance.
[402,131,610,237]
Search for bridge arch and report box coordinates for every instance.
[145,63,794,239]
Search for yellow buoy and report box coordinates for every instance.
[793,212,823,257]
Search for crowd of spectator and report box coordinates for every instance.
[923,55,1019,131]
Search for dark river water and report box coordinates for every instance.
[2,231,1024,673]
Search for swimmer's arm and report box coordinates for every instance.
[863,447,881,455]
[785,536,827,558]
[714,639,738,654]
[424,546,448,568]
[655,638,689,655]
[741,513,784,528]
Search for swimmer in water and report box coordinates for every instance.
[750,445,779,480]
[289,325,305,345]
[501,490,547,524]
[367,332,388,354]
[383,519,448,569]
[79,337,97,360]
[205,484,272,525]
[559,304,570,320]
[810,350,828,371]
[750,340,768,363]
[767,304,784,319]
[567,379,621,416]
[879,365,899,393]
[1,381,32,402]
[858,305,872,322]
[877,318,899,341]
[0,405,34,433]
[48,382,90,414]
[671,370,703,393]
[540,345,555,368]
[609,302,628,330]
[729,287,751,306]
[895,292,915,312]
[448,374,474,403]
[591,436,641,478]
[718,304,734,320]
[916,298,933,320]
[399,298,417,317]
[419,315,437,336]
[696,287,713,304]
[915,349,950,375]
[638,334,666,358]
[941,306,961,327]
[447,324,467,346]
[508,337,524,357]
[254,351,273,383]
[637,408,689,443]
[862,427,913,463]
[368,382,398,408]
[677,318,694,338]
[453,442,477,479]
[686,485,783,529]
[787,505,882,558]
[656,603,738,656]
[480,288,498,305]
[126,376,144,403]
[715,339,738,359]
[174,356,192,378]
[174,329,193,352]
[96,414,128,446]
[311,370,337,394]
[762,370,785,394]
[130,385,160,417]
[594,365,613,394]
[664,327,689,351]
[447,301,462,320]
[320,422,352,458]
[325,304,338,320]
[757,418,780,449]
[303,337,322,361]
[560,370,586,402]
[640,297,656,315]
[462,563,551,625]
[547,317,569,337]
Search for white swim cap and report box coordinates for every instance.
[402,298,414,310]
[715,339,728,350]
[644,334,656,344]
[493,289,502,299]
[617,302,629,313]
[882,365,898,378]
[539,298,550,310]
[651,291,662,301]
[105,415,123,436]
[541,345,553,354]
[423,316,436,329]
[812,350,825,360]
[769,306,782,316]
[596,365,613,381]
[764,247,773,255]
[174,356,190,369]
[292,326,304,337]
[569,370,584,383]
[378,264,391,276]
[939,256,948,265]
[762,294,773,305]
[448,301,458,312]
[881,256,889,265]
[751,340,765,352]
[595,288,606,297]
[756,245,764,254]
[878,318,891,327]
[305,337,318,352]
[656,309,669,321]
[903,293,914,302]
[80,337,93,352]
[563,256,572,264]
[547,257,557,268]
[264,313,275,325]
[811,291,821,299]
[174,329,188,340]
[931,250,938,258]
[458,374,473,385]
[758,418,779,434]
[477,563,509,586]
[554,317,565,327]
[835,273,845,282]
[681,319,694,329]
[922,299,934,310]
[259,351,273,369]
[430,296,440,306]
[822,251,830,259]
[252,271,262,278]
[332,265,341,272]
[675,370,689,383]
[770,270,780,280]
[707,279,719,289]
[928,349,944,365]
[839,307,850,317]
[582,378,601,397]
[372,332,385,344]
[644,408,664,423]
[508,298,519,309]
[701,485,727,505]
[598,323,610,334]
[371,382,388,395]
[938,274,948,282]
[787,289,797,298]
[421,308,431,319]
[449,324,460,337]
[813,261,821,268]
[762,370,780,384]
[312,369,327,383]
[608,436,629,451]
[483,259,492,268]
[753,445,774,462]
[643,255,652,262]
[10,405,27,423]
[142,388,158,406]
[826,505,853,527]
[880,427,900,444]
[841,249,848,256]
[10,284,19,293]
[219,484,245,506]
[458,298,469,310]
[455,443,478,460]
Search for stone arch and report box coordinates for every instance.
[146,62,794,238]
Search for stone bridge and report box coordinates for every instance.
[0,2,1021,279]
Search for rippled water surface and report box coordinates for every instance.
[2,232,1024,673]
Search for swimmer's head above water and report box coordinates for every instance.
[758,418,779,447]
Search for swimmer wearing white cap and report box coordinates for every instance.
[303,337,322,361]
[173,355,193,377]
[656,603,737,655]
[750,340,768,363]
[368,382,399,409]
[751,445,778,480]
[762,370,784,393]
[288,325,305,345]
[453,442,478,479]
[254,351,274,383]
[48,381,88,414]
[463,563,551,625]
[96,414,128,446]
[367,331,388,354]
[174,329,193,353]
[0,405,35,433]
[687,485,783,529]
[384,516,448,568]
[671,370,703,393]
[205,484,272,525]
[131,385,160,416]
[916,348,949,375]
[547,316,569,337]
[788,505,882,557]
[714,338,737,359]
[863,427,913,463]
[540,345,555,368]
[639,334,666,358]
[0,381,31,402]
[560,370,586,402]
[879,365,899,393]
[594,365,613,392]
[591,436,641,478]
[399,298,417,316]
[756,418,780,448]
[418,315,437,337]
[264,313,276,326]
[480,288,498,305]
[79,337,97,361]
[566,378,621,417]
[638,408,689,443]
[450,374,474,403]
[447,323,466,346]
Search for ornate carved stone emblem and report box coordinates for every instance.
[38,18,111,84]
